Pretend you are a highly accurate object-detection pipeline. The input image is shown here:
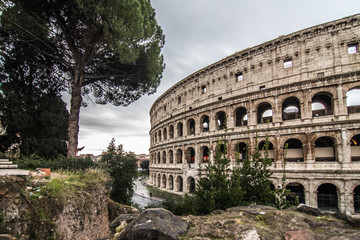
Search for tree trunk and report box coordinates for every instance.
[67,71,83,157]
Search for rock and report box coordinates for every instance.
[108,199,139,223]
[237,229,260,240]
[118,208,189,240]
[295,204,321,216]
[110,214,139,233]
[284,230,314,240]
[0,234,16,240]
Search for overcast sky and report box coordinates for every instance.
[75,0,360,156]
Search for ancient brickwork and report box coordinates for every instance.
[149,14,360,215]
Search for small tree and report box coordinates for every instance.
[233,135,274,205]
[100,138,138,205]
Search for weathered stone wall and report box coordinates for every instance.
[149,14,360,215]
[0,175,111,240]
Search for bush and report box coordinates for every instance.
[13,154,97,171]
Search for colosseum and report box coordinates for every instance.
[149,14,360,215]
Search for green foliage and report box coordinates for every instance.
[0,41,68,158]
[233,135,274,205]
[1,0,165,156]
[100,138,138,205]
[13,154,96,171]
[163,134,289,215]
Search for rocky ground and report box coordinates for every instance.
[114,205,360,240]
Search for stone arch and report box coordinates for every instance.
[346,87,360,114]
[157,152,161,164]
[315,136,336,161]
[187,118,196,135]
[177,122,183,137]
[162,150,166,163]
[282,97,301,121]
[157,173,161,187]
[350,134,360,161]
[158,129,162,141]
[215,111,227,130]
[175,176,183,192]
[168,175,174,190]
[317,183,339,211]
[201,146,210,163]
[312,92,333,117]
[235,107,248,126]
[163,127,167,140]
[176,148,183,163]
[286,182,305,205]
[162,174,167,189]
[234,142,247,161]
[185,147,195,164]
[257,102,273,123]
[284,138,303,162]
[169,125,174,139]
[200,115,210,132]
[354,185,360,213]
[187,177,196,193]
[168,149,174,163]
[258,140,274,161]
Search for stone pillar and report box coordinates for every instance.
[273,96,282,123]
[342,129,351,166]
[336,83,347,116]
[249,100,257,126]
[227,105,234,130]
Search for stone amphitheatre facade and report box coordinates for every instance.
[149,14,360,215]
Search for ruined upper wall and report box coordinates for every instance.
[150,14,360,127]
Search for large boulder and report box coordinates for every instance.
[117,208,189,240]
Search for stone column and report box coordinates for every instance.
[341,129,351,166]
[336,84,347,116]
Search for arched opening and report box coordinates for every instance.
[259,140,274,161]
[346,88,360,114]
[312,92,333,117]
[176,149,183,163]
[354,185,360,213]
[169,125,174,139]
[286,182,305,205]
[162,174,167,189]
[176,176,183,192]
[350,134,360,161]
[285,138,303,162]
[186,147,195,166]
[317,183,338,211]
[201,115,210,132]
[158,129,162,141]
[257,103,273,123]
[163,127,167,140]
[282,97,301,121]
[234,142,247,161]
[216,143,227,155]
[154,133,157,143]
[168,150,174,163]
[202,146,210,163]
[168,175,174,190]
[235,107,248,126]
[216,111,226,130]
[315,137,335,161]
[157,152,160,164]
[177,122,183,137]
[157,173,161,187]
[188,177,196,193]
[162,150,166,163]
[187,119,195,135]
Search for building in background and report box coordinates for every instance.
[149,14,360,215]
